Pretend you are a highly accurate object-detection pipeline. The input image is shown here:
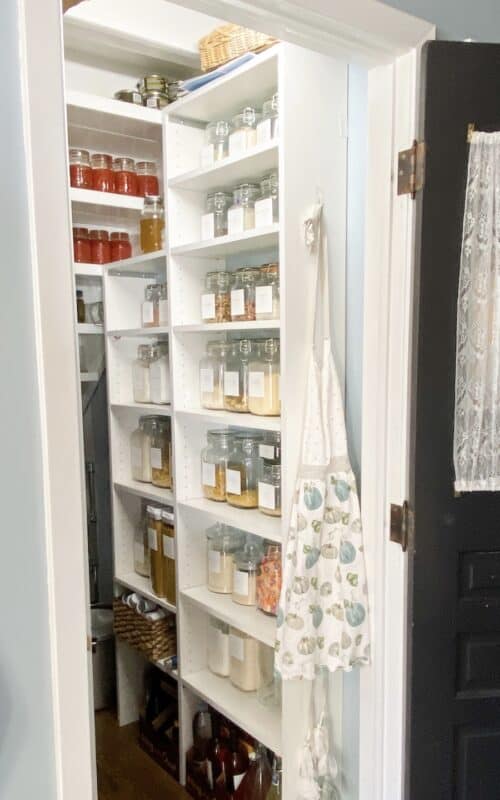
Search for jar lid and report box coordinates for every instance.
[206,522,245,548]
[206,120,231,135]
[260,262,279,276]
[90,229,109,241]
[114,89,142,104]
[207,428,233,446]
[161,509,175,523]
[91,153,113,167]
[113,157,136,171]
[140,74,168,92]
[137,343,156,359]
[69,148,90,162]
[136,161,156,172]
[147,505,162,520]
[232,107,261,127]
[234,541,263,570]
[73,227,89,237]
[263,463,281,479]
[110,231,130,241]
[144,195,163,206]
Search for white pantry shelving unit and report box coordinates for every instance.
[69,43,347,798]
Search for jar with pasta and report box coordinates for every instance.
[150,417,172,489]
[130,415,154,482]
[201,270,231,323]
[207,523,245,594]
[147,505,164,597]
[202,120,231,167]
[161,508,176,605]
[227,184,260,236]
[201,191,232,240]
[140,195,164,253]
[132,344,156,403]
[223,339,254,413]
[229,107,261,156]
[230,267,259,321]
[201,429,234,502]
[199,341,225,410]
[248,338,280,416]
[207,616,230,677]
[256,543,282,616]
[232,541,263,606]
[258,430,281,464]
[255,171,279,228]
[229,627,261,692]
[226,434,263,508]
[255,263,280,321]
[258,464,281,517]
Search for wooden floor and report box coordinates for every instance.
[96,710,190,800]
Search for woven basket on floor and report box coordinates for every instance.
[198,24,278,72]
[113,599,176,662]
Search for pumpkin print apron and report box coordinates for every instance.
[276,204,370,681]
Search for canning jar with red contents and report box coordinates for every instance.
[69,149,92,189]
[73,227,91,263]
[136,161,159,197]
[90,230,111,264]
[110,231,132,262]
[91,153,114,192]
[113,157,138,196]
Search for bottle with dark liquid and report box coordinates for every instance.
[234,743,271,800]
[228,728,249,792]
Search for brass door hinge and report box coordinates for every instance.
[397,140,425,198]
[390,501,414,552]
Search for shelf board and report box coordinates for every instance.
[114,478,174,506]
[170,225,279,259]
[78,323,104,334]
[70,187,143,227]
[80,372,99,382]
[182,585,276,648]
[183,669,281,755]
[67,90,162,142]
[114,572,176,614]
[173,320,280,333]
[176,407,280,432]
[168,48,279,125]
[168,142,279,192]
[178,498,282,543]
[154,659,178,681]
[107,326,169,338]
[74,263,103,278]
[111,401,172,415]
[106,250,167,277]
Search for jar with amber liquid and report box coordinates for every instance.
[140,195,165,253]
[150,417,172,489]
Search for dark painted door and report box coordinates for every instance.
[407,42,500,800]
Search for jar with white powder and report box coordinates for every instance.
[130,415,154,482]
[206,524,245,594]
[207,616,230,677]
[229,627,261,692]
[132,344,155,403]
[232,541,263,606]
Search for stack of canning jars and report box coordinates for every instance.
[73,227,132,264]
[200,263,279,324]
[134,501,176,604]
[69,149,160,197]
[200,173,279,240]
[130,415,173,488]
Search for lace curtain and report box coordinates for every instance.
[454,131,500,491]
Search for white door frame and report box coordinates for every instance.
[17,0,434,797]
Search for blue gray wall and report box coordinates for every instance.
[0,2,57,798]
[383,0,500,42]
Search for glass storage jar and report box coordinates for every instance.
[150,417,172,488]
[140,196,164,253]
[257,93,279,144]
[147,505,164,597]
[227,184,260,235]
[226,434,263,508]
[91,153,114,192]
[142,284,157,328]
[202,120,231,166]
[229,107,261,156]
[255,171,279,227]
[200,341,226,410]
[157,283,168,326]
[206,523,245,593]
[110,231,132,261]
[201,429,234,501]
[257,645,282,708]
[73,227,91,263]
[161,508,176,605]
[232,541,263,606]
[255,263,280,320]
[248,337,280,416]
[76,290,85,323]
[223,338,254,413]
[136,161,159,197]
[132,344,155,403]
[133,516,150,578]
[201,270,231,323]
[229,627,261,692]
[150,342,170,405]
[90,230,111,264]
[207,616,230,677]
[230,267,260,321]
[258,464,282,517]
[257,543,282,616]
[201,191,232,239]
[113,157,138,196]
[258,430,281,464]
[69,148,92,189]
[130,415,154,482]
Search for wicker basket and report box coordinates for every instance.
[113,599,176,662]
[198,24,278,72]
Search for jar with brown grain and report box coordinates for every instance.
[201,270,231,323]
[223,338,255,413]
[150,417,172,489]
[201,429,234,502]
[161,508,176,605]
[230,267,259,321]
[146,505,164,597]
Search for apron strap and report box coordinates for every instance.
[304,203,330,363]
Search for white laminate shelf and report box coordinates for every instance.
[182,585,276,648]
[114,572,176,614]
[168,142,279,192]
[173,320,280,334]
[170,225,279,259]
[67,90,162,140]
[107,326,169,338]
[178,498,282,543]
[176,407,280,432]
[106,250,167,277]
[78,323,104,334]
[70,188,144,227]
[182,670,281,755]
[154,659,178,681]
[114,478,174,506]
[111,401,172,415]
[74,263,103,278]
[80,372,99,382]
